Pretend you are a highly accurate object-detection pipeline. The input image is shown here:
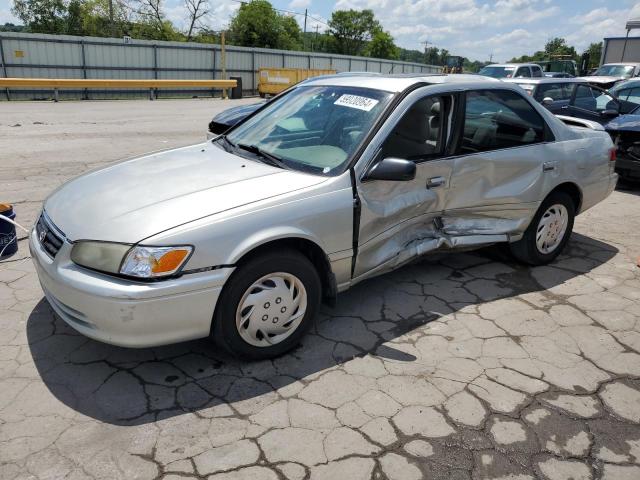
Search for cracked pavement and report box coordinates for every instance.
[1,99,640,480]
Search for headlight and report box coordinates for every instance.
[71,242,193,279]
[120,245,193,278]
[70,241,131,274]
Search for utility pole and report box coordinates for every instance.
[312,25,319,52]
[109,0,115,37]
[303,9,308,51]
[489,52,493,63]
[221,30,227,99]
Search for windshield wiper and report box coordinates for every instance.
[237,143,287,169]
[216,134,237,152]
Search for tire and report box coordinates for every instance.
[509,191,575,265]
[212,249,321,360]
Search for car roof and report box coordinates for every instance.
[483,63,540,68]
[301,73,501,93]
[502,77,583,85]
[601,62,640,67]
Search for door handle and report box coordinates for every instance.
[427,176,446,188]
[543,162,556,172]
[560,105,569,110]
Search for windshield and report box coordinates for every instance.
[593,65,635,78]
[478,66,516,78]
[225,85,393,175]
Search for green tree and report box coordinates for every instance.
[584,42,603,68]
[78,0,129,37]
[544,37,577,59]
[12,0,67,33]
[328,9,380,56]
[365,30,398,59]
[229,0,286,49]
[65,0,85,35]
[279,14,303,50]
[0,23,26,32]
[424,46,440,66]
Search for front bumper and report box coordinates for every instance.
[29,227,234,348]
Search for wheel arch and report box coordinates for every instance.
[228,232,337,306]
[548,182,583,214]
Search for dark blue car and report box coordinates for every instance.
[606,110,640,182]
[208,101,264,137]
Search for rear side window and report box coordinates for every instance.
[516,67,531,78]
[532,66,542,77]
[625,88,640,105]
[536,83,572,101]
[615,88,631,101]
[459,90,547,154]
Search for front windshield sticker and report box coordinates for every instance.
[334,94,380,111]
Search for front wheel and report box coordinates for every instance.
[509,191,575,265]
[212,249,321,360]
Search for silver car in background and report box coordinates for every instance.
[30,73,617,359]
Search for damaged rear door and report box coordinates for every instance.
[354,91,456,280]
[444,88,553,240]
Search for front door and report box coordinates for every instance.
[567,84,620,124]
[354,92,456,279]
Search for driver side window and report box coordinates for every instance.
[380,96,451,162]
[573,85,617,113]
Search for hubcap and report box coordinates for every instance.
[536,203,569,254]
[235,272,307,347]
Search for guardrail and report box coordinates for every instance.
[0,78,237,101]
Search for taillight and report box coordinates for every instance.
[609,148,617,162]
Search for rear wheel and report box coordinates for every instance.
[510,191,575,265]
[212,249,321,360]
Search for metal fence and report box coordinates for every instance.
[0,32,440,100]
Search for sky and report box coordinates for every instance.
[1,0,640,62]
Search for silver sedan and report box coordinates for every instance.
[30,73,618,359]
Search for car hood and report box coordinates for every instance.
[45,142,326,243]
[579,76,623,86]
[606,113,640,132]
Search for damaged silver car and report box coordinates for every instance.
[31,74,618,359]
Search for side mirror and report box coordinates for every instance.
[364,157,416,182]
[542,97,554,106]
[601,109,619,118]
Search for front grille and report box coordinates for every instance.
[36,214,65,258]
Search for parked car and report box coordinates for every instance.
[506,79,640,182]
[31,73,617,359]
[503,77,581,102]
[606,110,640,182]
[208,101,264,137]
[478,63,543,79]
[505,78,637,121]
[580,63,640,89]
[610,79,640,105]
[591,63,640,79]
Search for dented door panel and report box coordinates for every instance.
[443,144,549,236]
[355,159,452,277]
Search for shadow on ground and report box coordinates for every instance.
[27,233,617,426]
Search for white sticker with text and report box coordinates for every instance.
[334,94,379,111]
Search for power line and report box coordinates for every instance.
[228,0,329,26]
